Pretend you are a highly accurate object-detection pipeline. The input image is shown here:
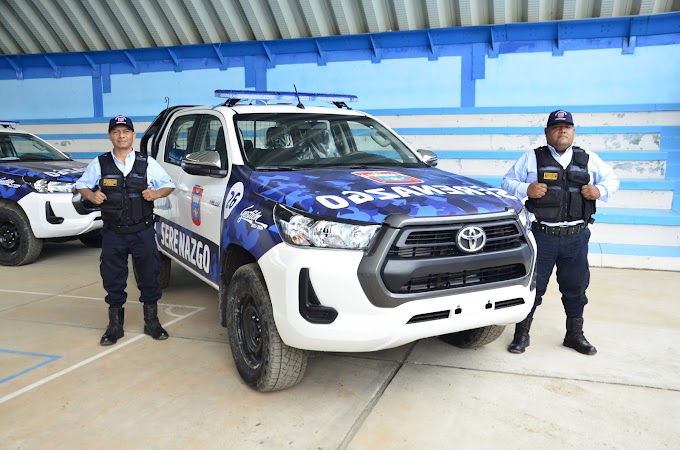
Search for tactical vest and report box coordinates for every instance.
[98,152,154,232]
[525,146,596,223]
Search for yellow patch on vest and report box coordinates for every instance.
[543,172,558,181]
[102,179,117,187]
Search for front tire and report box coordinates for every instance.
[0,202,43,266]
[440,325,506,348]
[226,263,308,392]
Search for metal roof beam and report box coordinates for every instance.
[393,0,427,30]
[0,1,41,53]
[491,0,524,24]
[163,0,201,45]
[131,0,177,47]
[4,55,23,79]
[361,0,395,33]
[211,0,251,42]
[107,0,154,48]
[299,0,337,37]
[0,18,22,55]
[71,0,121,51]
[429,0,459,27]
[330,0,365,35]
[35,0,88,52]
[184,0,224,43]
[8,0,63,53]
[269,0,304,39]
[240,0,276,40]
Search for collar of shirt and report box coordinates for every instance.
[110,149,137,177]
[545,144,574,170]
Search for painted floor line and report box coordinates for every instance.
[0,288,205,307]
[0,306,205,406]
[0,350,62,385]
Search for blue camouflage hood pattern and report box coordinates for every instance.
[250,167,521,224]
[0,160,87,200]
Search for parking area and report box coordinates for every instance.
[1,241,679,449]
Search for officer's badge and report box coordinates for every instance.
[102,179,117,186]
[543,172,558,181]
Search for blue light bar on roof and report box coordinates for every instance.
[215,89,357,103]
[0,120,19,129]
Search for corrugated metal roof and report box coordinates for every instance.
[1,0,678,56]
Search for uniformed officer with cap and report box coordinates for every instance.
[76,115,175,345]
[502,110,619,355]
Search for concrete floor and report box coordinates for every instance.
[1,241,679,450]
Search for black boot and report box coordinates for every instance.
[508,317,533,353]
[100,306,124,346]
[143,302,168,340]
[563,318,597,355]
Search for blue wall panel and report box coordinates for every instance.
[267,57,462,109]
[1,76,93,119]
[476,44,680,107]
[105,68,245,116]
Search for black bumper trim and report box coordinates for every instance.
[298,268,338,324]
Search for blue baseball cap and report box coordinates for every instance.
[108,115,134,132]
[546,110,574,127]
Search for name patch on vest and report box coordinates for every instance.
[102,179,118,186]
[543,172,558,181]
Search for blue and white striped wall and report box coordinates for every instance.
[2,14,679,270]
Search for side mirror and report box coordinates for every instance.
[416,149,438,167]
[181,151,228,178]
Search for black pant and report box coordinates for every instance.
[100,226,161,307]
[528,227,591,319]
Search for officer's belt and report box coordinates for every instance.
[105,220,153,234]
[532,222,587,236]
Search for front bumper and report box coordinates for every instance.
[258,241,535,352]
[17,192,102,239]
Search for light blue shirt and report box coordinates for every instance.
[501,144,620,225]
[75,150,175,191]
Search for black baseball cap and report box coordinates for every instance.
[546,110,574,127]
[108,115,134,132]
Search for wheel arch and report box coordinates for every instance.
[218,244,257,327]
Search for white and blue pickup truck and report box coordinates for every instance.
[142,90,537,392]
[0,121,102,266]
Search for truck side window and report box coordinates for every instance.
[165,115,199,166]
[191,116,228,169]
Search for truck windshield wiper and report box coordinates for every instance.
[255,165,301,171]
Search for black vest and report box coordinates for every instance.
[98,152,154,231]
[525,146,596,223]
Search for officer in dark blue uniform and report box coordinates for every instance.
[502,110,619,355]
[76,115,175,345]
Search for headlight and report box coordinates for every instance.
[31,179,75,193]
[274,204,380,250]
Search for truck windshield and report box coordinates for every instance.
[0,133,71,162]
[235,113,424,169]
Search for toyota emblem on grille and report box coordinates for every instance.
[456,225,486,253]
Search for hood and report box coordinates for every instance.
[250,167,521,224]
[0,160,88,182]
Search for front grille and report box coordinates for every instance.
[390,220,522,259]
[358,212,534,307]
[398,264,526,294]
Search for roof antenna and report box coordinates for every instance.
[294,84,305,109]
